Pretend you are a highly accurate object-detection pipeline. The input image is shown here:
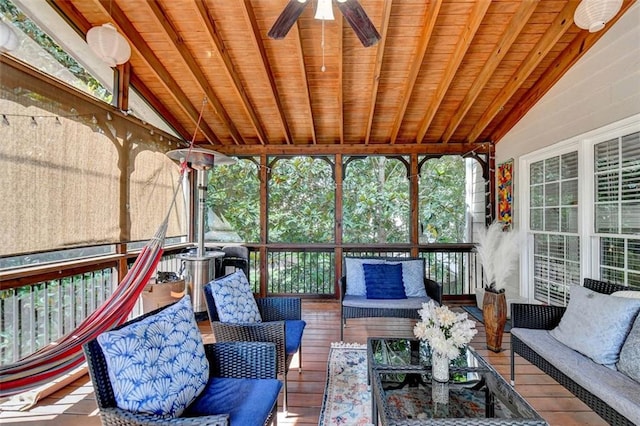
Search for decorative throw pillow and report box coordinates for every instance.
[612,290,640,299]
[549,285,640,367]
[387,259,427,297]
[617,313,640,382]
[97,296,209,417]
[363,263,407,299]
[208,270,262,323]
[344,257,386,296]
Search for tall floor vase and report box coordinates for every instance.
[482,290,507,352]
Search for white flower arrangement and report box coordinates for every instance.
[413,301,477,359]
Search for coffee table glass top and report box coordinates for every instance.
[368,338,548,425]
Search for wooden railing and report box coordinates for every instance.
[0,243,480,364]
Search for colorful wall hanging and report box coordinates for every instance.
[497,159,513,228]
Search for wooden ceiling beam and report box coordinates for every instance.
[467,1,577,143]
[390,0,441,144]
[417,0,490,144]
[145,1,245,145]
[338,12,344,145]
[296,22,316,144]
[364,0,393,145]
[90,0,221,145]
[195,1,267,145]
[242,0,293,145]
[49,0,192,141]
[207,141,490,156]
[491,0,638,143]
[440,0,539,144]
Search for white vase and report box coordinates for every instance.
[431,352,449,383]
[432,380,449,404]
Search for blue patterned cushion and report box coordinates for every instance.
[363,263,407,299]
[208,271,262,323]
[97,296,208,417]
[549,285,640,367]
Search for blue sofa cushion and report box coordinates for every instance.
[285,319,306,355]
[185,377,282,426]
[208,271,262,324]
[97,296,208,417]
[344,257,386,296]
[363,263,407,299]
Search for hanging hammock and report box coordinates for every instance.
[0,220,168,399]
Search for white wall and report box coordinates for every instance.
[495,3,640,299]
[497,4,640,170]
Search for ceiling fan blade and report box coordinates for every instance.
[335,0,381,47]
[268,0,309,40]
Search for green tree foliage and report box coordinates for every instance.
[419,156,467,243]
[208,158,260,242]
[343,156,410,243]
[268,157,335,243]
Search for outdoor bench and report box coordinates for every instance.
[510,278,640,426]
[339,256,443,340]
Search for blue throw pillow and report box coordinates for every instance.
[208,270,262,323]
[363,263,407,299]
[97,296,209,418]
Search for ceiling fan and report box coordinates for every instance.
[268,0,381,48]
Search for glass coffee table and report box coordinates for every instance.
[368,337,548,425]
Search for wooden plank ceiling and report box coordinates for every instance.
[51,0,635,156]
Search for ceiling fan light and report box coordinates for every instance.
[86,23,131,67]
[574,0,623,32]
[315,0,335,20]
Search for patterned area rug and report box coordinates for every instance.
[318,342,372,426]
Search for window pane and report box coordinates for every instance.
[621,202,640,234]
[534,234,548,255]
[531,185,544,207]
[595,138,619,172]
[545,182,559,206]
[549,235,564,259]
[561,207,578,233]
[621,167,640,201]
[595,204,619,233]
[561,152,578,179]
[530,161,544,184]
[545,157,560,182]
[530,208,543,230]
[561,179,578,205]
[600,238,624,268]
[629,240,640,272]
[567,236,580,262]
[621,132,640,168]
[601,267,624,284]
[544,208,559,232]
[596,172,619,202]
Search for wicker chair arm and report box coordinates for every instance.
[256,297,302,321]
[210,321,287,375]
[100,407,229,425]
[205,342,277,379]
[510,303,566,330]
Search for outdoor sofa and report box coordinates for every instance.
[339,256,443,340]
[510,278,640,426]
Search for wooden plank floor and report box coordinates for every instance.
[0,301,608,425]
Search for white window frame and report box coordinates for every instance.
[519,114,640,304]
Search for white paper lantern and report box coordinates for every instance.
[0,21,19,51]
[86,23,131,67]
[574,0,623,33]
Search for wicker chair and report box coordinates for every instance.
[510,278,635,426]
[83,303,281,426]
[204,277,305,415]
